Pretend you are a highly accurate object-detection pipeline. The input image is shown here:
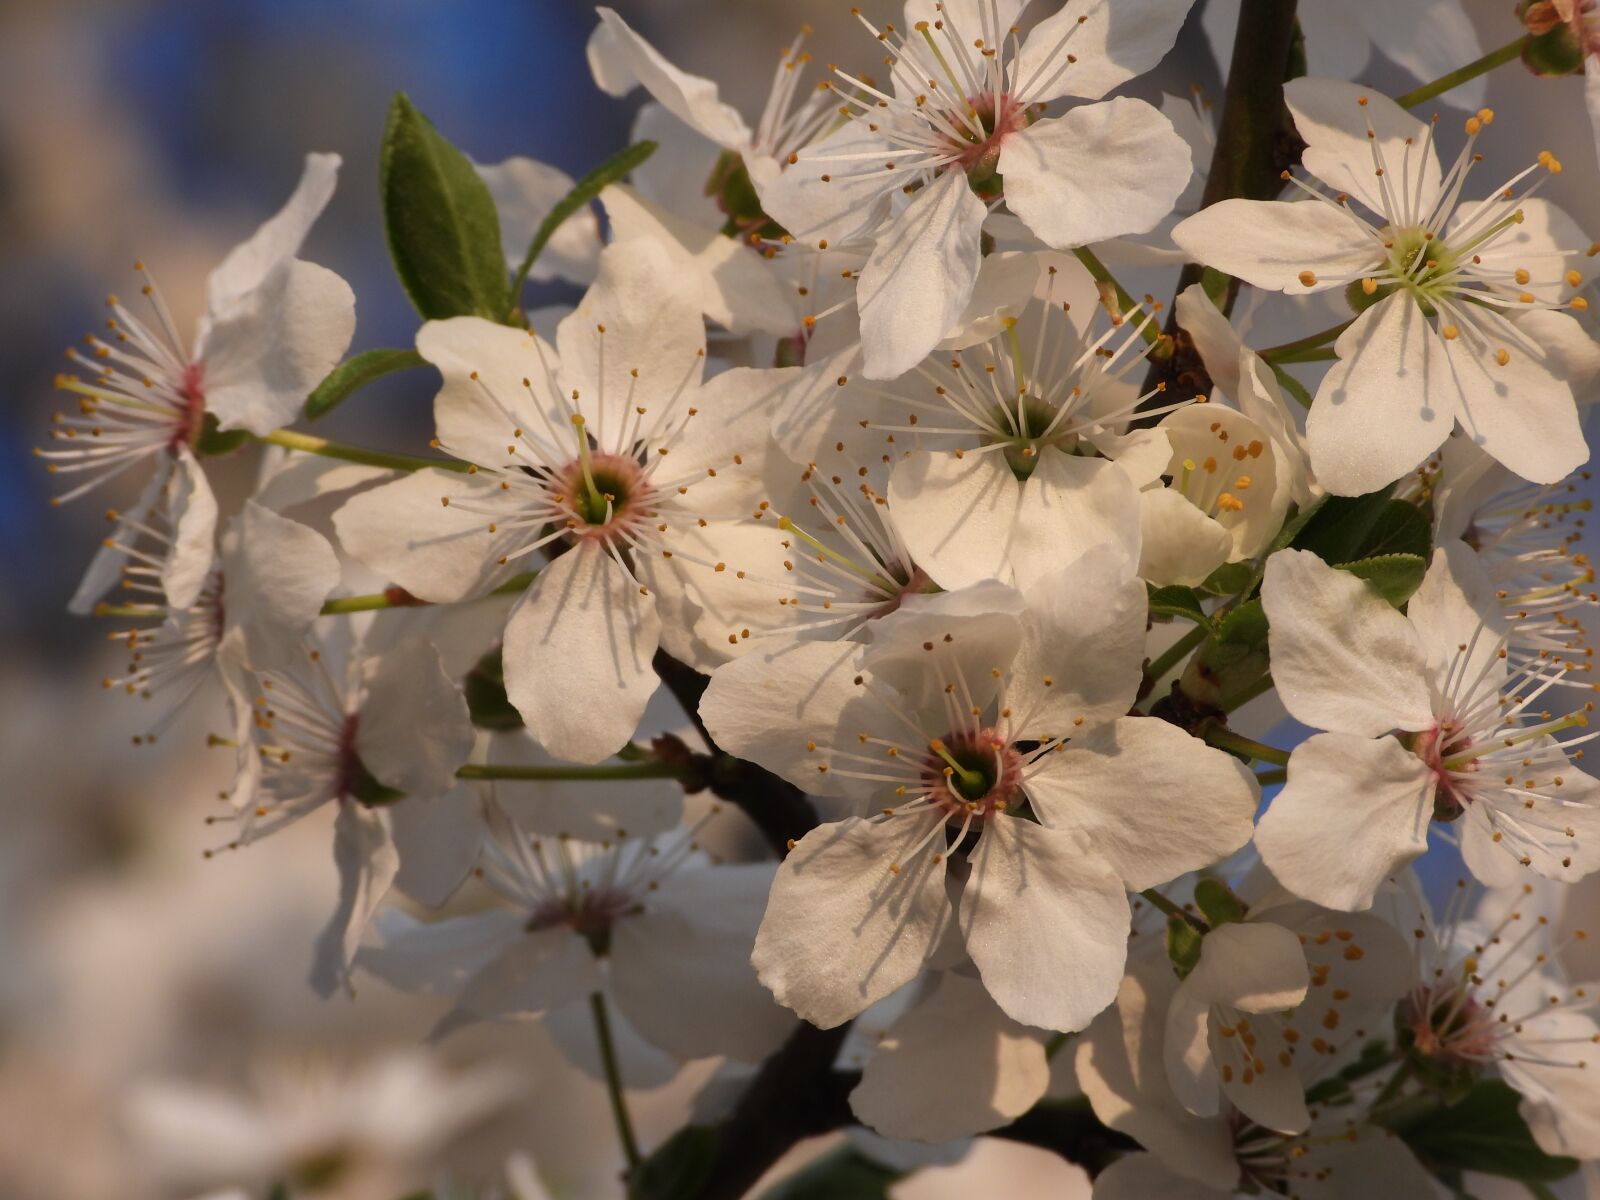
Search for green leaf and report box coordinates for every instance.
[381,93,510,321]
[1361,499,1432,559]
[509,139,658,301]
[1198,561,1254,596]
[304,348,427,420]
[629,1125,719,1200]
[758,1148,901,1199]
[463,647,523,731]
[1380,1080,1580,1183]
[1193,878,1246,927]
[1148,584,1210,626]
[1288,488,1431,566]
[1340,553,1427,607]
[1215,598,1268,648]
[1166,915,1204,979]
[1289,485,1396,563]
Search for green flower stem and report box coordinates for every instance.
[589,991,643,1172]
[1200,725,1291,766]
[1367,1059,1415,1114]
[1270,364,1314,409]
[1071,247,1163,348]
[91,603,166,619]
[1146,623,1210,684]
[1220,673,1276,713]
[1394,35,1531,110]
[1259,319,1353,362]
[258,429,472,474]
[455,759,682,783]
[320,572,536,615]
[1255,767,1287,787]
[1140,887,1208,933]
[1263,347,1337,366]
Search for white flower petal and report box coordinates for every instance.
[1256,731,1434,911]
[1285,78,1440,221]
[1015,0,1196,103]
[436,930,602,1038]
[1407,542,1507,692]
[610,864,793,1062]
[388,784,482,908]
[888,451,1022,591]
[160,447,219,610]
[1171,199,1376,296]
[309,803,398,998]
[204,152,341,312]
[1025,718,1258,891]
[1012,450,1144,591]
[1075,965,1240,1190]
[556,240,706,454]
[858,170,988,381]
[475,156,599,284]
[502,541,659,765]
[628,102,726,227]
[753,814,953,1028]
[1091,1153,1226,1200]
[1008,551,1147,737]
[999,100,1191,249]
[203,260,356,436]
[357,637,474,797]
[588,8,750,149]
[850,971,1049,1143]
[416,316,563,468]
[1462,757,1600,887]
[358,907,526,995]
[960,818,1129,1031]
[332,469,514,603]
[1310,295,1459,495]
[1174,283,1245,400]
[701,638,875,797]
[1137,487,1235,587]
[224,500,339,665]
[1261,549,1433,737]
[602,183,796,335]
[1445,309,1588,486]
[1186,921,1310,1012]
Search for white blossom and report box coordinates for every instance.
[1256,545,1600,910]
[1174,79,1596,494]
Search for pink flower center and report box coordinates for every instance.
[939,92,1029,174]
[555,452,657,546]
[529,887,639,954]
[1407,984,1500,1063]
[170,361,206,449]
[1411,720,1476,820]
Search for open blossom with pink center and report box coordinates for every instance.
[89,499,340,741]
[219,632,475,997]
[358,799,793,1065]
[1255,544,1600,912]
[1407,881,1600,1158]
[1429,435,1598,686]
[1173,79,1599,496]
[702,570,1258,1031]
[39,153,356,603]
[334,240,787,762]
[758,0,1195,379]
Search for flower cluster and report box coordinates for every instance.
[45,1,1600,1196]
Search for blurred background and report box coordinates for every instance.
[2,1,1598,1197]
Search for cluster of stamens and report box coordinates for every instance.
[37,264,205,505]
